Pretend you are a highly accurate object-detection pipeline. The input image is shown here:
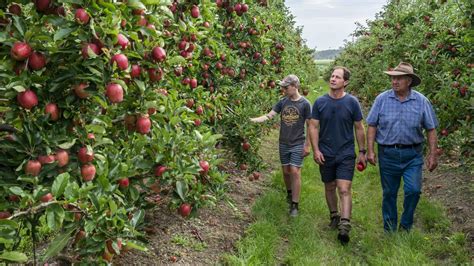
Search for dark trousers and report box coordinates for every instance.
[378,145,423,232]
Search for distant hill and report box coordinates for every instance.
[314,49,342,60]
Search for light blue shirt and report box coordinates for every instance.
[366,89,438,145]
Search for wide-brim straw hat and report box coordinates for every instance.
[384,62,421,87]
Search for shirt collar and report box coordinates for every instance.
[388,88,416,101]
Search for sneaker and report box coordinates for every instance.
[337,219,351,245]
[286,194,292,205]
[289,207,298,217]
[328,213,340,230]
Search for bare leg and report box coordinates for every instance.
[290,166,301,202]
[324,181,338,213]
[282,165,292,191]
[336,179,352,219]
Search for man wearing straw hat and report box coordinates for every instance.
[366,62,439,232]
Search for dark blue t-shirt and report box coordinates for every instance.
[311,93,363,157]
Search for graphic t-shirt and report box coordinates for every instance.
[273,97,312,145]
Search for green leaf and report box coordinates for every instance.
[85,124,106,135]
[134,80,146,93]
[127,0,146,9]
[108,200,117,215]
[176,180,187,201]
[0,251,28,262]
[130,209,144,228]
[142,0,168,5]
[167,56,186,66]
[124,240,148,251]
[58,139,76,149]
[46,204,65,230]
[52,173,70,198]
[9,186,25,197]
[41,226,77,262]
[53,28,74,41]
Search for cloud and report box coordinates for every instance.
[285,0,388,49]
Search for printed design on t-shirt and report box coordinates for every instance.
[281,105,300,126]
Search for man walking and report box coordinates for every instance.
[308,66,366,244]
[250,74,311,217]
[366,62,439,232]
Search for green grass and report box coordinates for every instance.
[222,156,470,265]
[222,82,470,265]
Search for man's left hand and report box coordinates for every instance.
[426,152,438,172]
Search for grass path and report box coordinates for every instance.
[222,82,470,265]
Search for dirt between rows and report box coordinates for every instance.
[113,166,473,264]
[114,159,272,265]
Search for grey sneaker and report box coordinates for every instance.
[337,219,351,245]
[329,213,340,230]
[289,207,298,217]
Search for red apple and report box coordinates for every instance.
[179,203,192,217]
[118,178,129,188]
[25,160,42,176]
[35,0,50,11]
[75,8,90,24]
[28,52,46,70]
[203,21,210,27]
[154,165,167,177]
[81,164,96,181]
[40,192,53,202]
[191,5,200,18]
[152,46,166,62]
[17,90,38,109]
[55,149,69,167]
[81,43,100,59]
[131,64,141,78]
[77,147,94,164]
[190,78,198,89]
[111,54,129,70]
[116,34,129,49]
[199,160,210,173]
[196,106,203,115]
[106,83,124,103]
[148,67,163,82]
[0,211,12,220]
[44,103,60,121]
[8,195,19,202]
[174,66,183,76]
[11,42,32,61]
[73,83,90,98]
[240,163,248,170]
[38,154,55,164]
[356,162,366,171]
[106,239,122,255]
[242,142,251,151]
[136,115,151,134]
[440,129,448,136]
[9,4,22,15]
[252,172,261,180]
[194,119,202,126]
[186,99,195,108]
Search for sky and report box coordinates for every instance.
[285,0,389,51]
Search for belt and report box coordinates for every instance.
[380,143,421,149]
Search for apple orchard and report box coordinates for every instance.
[0,0,318,263]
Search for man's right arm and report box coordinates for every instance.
[367,126,377,165]
[250,110,277,123]
[308,119,325,165]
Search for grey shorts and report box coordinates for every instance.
[319,154,355,183]
[279,143,305,168]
